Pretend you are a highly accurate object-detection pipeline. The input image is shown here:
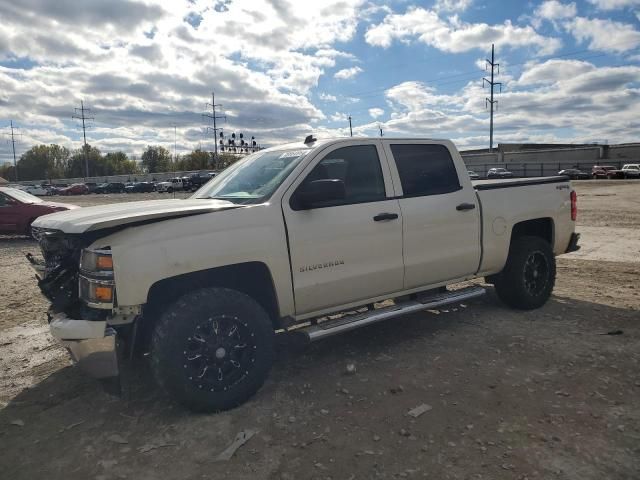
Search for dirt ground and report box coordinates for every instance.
[0,182,638,480]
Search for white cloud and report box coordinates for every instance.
[365,7,561,55]
[330,112,348,122]
[565,17,640,52]
[319,93,337,101]
[334,66,363,80]
[516,59,596,85]
[0,0,368,155]
[434,0,473,12]
[368,107,384,119]
[587,0,640,10]
[535,1,577,20]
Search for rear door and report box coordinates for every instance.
[383,141,481,290]
[282,141,404,315]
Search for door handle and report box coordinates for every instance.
[456,203,476,211]
[373,213,399,222]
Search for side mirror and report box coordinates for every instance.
[293,179,346,210]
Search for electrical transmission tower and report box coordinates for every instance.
[2,121,22,181]
[72,100,94,177]
[10,120,18,181]
[203,91,226,165]
[483,44,501,151]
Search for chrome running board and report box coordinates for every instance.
[300,286,485,342]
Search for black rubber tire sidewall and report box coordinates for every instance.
[150,287,275,412]
[494,235,556,310]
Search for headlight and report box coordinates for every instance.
[79,248,115,308]
[80,248,113,275]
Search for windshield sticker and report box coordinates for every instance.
[279,150,308,159]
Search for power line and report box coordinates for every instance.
[72,100,94,178]
[483,44,501,151]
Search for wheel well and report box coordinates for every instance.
[136,262,281,354]
[510,218,554,246]
[144,261,280,323]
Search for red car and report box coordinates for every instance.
[0,187,78,236]
[591,165,616,179]
[58,183,89,195]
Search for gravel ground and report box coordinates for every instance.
[0,182,638,480]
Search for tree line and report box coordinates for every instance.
[0,144,241,182]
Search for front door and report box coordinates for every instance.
[282,141,404,316]
[0,192,20,233]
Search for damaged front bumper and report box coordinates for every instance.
[49,312,119,379]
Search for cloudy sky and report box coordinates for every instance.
[1,0,639,162]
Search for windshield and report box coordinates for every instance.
[194,148,310,204]
[4,188,43,204]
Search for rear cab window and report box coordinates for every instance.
[389,143,461,197]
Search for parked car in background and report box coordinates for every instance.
[558,169,591,180]
[94,182,126,194]
[621,164,640,178]
[85,182,99,193]
[0,187,78,236]
[187,172,214,191]
[59,183,89,195]
[487,167,514,179]
[467,170,480,180]
[19,185,50,196]
[592,165,615,179]
[126,182,156,193]
[157,178,184,193]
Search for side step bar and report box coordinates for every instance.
[300,285,485,342]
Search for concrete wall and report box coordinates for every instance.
[461,143,640,177]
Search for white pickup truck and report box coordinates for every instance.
[28,137,579,412]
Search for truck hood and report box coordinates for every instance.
[31,198,240,234]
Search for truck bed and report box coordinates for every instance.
[472,176,568,190]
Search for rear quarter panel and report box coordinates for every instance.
[476,180,574,275]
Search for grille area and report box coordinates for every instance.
[31,228,83,312]
[32,228,81,276]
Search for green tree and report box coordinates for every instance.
[103,152,139,175]
[179,149,212,171]
[15,144,71,180]
[67,144,101,178]
[141,145,172,173]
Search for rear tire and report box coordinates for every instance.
[493,236,556,310]
[150,288,275,412]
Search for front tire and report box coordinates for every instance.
[150,288,275,412]
[493,236,556,310]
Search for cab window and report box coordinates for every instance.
[300,145,386,207]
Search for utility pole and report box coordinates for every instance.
[203,91,226,167]
[483,44,501,152]
[174,125,177,165]
[379,124,383,137]
[72,100,94,177]
[9,120,18,181]
[348,115,353,137]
